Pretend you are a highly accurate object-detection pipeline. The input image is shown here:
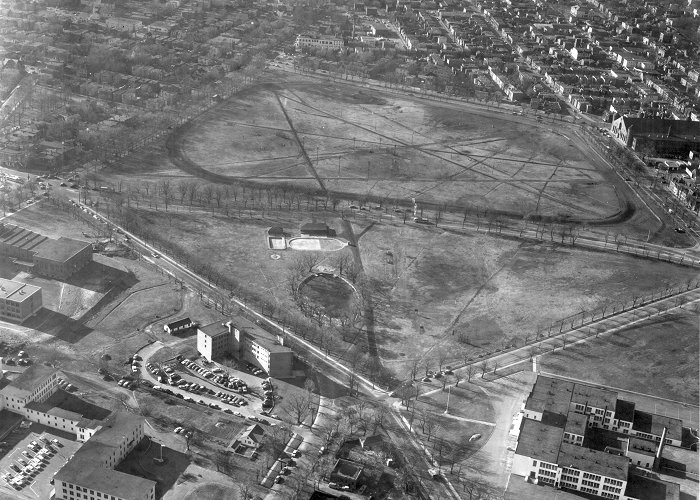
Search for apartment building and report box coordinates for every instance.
[54,412,156,500]
[197,315,293,378]
[512,375,684,499]
[0,277,42,322]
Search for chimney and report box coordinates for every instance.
[653,426,668,471]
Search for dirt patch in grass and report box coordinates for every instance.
[538,309,699,404]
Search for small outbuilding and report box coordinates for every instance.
[300,222,331,237]
[164,317,194,334]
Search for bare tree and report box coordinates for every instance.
[437,348,448,373]
[160,179,172,211]
[282,392,313,425]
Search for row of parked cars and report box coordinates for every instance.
[57,377,77,392]
[1,437,60,491]
[179,357,250,394]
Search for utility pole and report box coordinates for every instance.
[444,385,451,414]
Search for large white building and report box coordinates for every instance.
[54,412,155,500]
[294,34,344,49]
[512,376,684,500]
[0,367,156,500]
[197,315,293,378]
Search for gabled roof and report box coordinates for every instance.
[165,317,193,329]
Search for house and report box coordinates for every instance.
[229,423,265,457]
[164,317,194,334]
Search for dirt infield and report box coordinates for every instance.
[170,77,625,223]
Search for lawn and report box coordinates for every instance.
[174,79,622,222]
[537,308,699,404]
[358,222,699,376]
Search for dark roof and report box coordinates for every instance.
[615,399,635,422]
[524,376,574,420]
[632,410,683,441]
[268,226,285,236]
[558,442,629,481]
[309,492,339,500]
[563,411,588,436]
[628,437,658,456]
[332,458,363,480]
[624,473,680,500]
[165,317,192,329]
[33,236,91,263]
[54,413,155,498]
[515,418,563,464]
[571,383,617,412]
[621,116,700,140]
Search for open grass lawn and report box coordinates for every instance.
[126,207,355,320]
[538,309,699,404]
[416,382,495,424]
[174,80,621,221]
[359,222,699,375]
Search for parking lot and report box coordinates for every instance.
[0,429,81,499]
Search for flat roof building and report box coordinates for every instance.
[197,315,294,378]
[0,277,42,322]
[0,224,92,280]
[512,375,684,500]
[54,412,156,500]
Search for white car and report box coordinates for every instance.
[174,427,183,434]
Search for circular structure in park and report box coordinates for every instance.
[299,273,356,318]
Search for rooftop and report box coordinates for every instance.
[624,473,680,500]
[628,437,658,456]
[615,399,635,422]
[55,413,155,498]
[0,278,41,303]
[198,322,229,338]
[558,442,629,481]
[632,411,683,441]
[515,418,563,465]
[228,316,291,354]
[165,317,193,329]
[332,458,363,480]
[525,376,575,419]
[0,365,57,400]
[570,383,617,412]
[33,236,91,263]
[564,411,588,436]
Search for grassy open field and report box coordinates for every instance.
[538,308,699,404]
[356,222,700,375]
[173,79,622,222]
